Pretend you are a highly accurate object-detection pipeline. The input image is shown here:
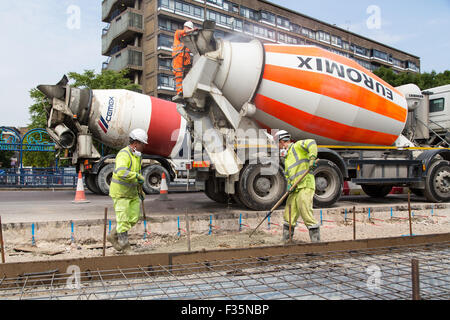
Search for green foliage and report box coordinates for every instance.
[0,150,14,168]
[67,69,141,91]
[373,67,450,90]
[25,69,141,167]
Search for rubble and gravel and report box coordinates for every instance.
[1,207,448,263]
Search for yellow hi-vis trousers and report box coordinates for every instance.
[112,197,141,233]
[284,188,319,228]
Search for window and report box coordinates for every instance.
[331,35,342,47]
[276,16,290,29]
[158,17,184,32]
[372,49,388,61]
[407,61,420,72]
[430,98,445,113]
[207,9,243,30]
[302,27,316,40]
[223,1,238,13]
[392,58,404,68]
[158,58,172,70]
[279,33,300,44]
[253,24,275,40]
[353,44,369,57]
[160,0,204,20]
[240,6,259,21]
[158,74,175,89]
[290,23,301,34]
[342,41,349,50]
[260,11,275,25]
[158,34,173,49]
[318,31,330,43]
[206,0,223,7]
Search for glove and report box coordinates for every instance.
[309,157,318,171]
[136,173,145,185]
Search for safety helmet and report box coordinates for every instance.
[274,130,291,142]
[129,128,148,144]
[184,21,194,30]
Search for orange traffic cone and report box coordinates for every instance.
[72,171,90,204]
[158,172,170,201]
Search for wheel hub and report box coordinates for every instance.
[316,176,328,192]
[435,170,450,193]
[254,176,271,195]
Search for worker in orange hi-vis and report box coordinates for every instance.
[172,21,197,102]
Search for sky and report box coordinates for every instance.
[0,0,449,128]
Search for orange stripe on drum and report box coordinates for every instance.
[254,94,399,146]
[262,64,407,123]
[264,44,403,97]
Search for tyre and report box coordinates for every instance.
[96,164,115,195]
[237,163,287,211]
[204,176,230,204]
[361,185,393,198]
[313,160,343,208]
[424,160,450,202]
[85,173,102,195]
[142,165,170,194]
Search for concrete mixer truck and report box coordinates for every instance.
[171,21,450,210]
[37,75,191,196]
[38,21,450,210]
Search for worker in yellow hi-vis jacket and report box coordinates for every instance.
[107,128,148,252]
[274,130,320,243]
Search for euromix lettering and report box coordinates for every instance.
[98,97,115,134]
[297,56,395,101]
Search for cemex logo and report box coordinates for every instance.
[98,97,115,134]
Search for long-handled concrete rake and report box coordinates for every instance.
[249,169,311,238]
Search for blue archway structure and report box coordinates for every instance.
[0,127,77,188]
[0,127,56,168]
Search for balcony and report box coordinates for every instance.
[102,9,143,56]
[103,46,143,72]
[102,0,137,22]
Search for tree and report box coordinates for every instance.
[25,69,142,167]
[374,67,450,90]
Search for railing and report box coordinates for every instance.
[0,167,77,189]
[102,9,143,55]
[102,0,136,22]
[105,46,143,71]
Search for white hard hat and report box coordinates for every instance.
[184,21,194,30]
[129,128,148,144]
[274,130,291,142]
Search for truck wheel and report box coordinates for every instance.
[97,164,115,195]
[86,173,102,195]
[142,165,170,194]
[424,160,450,202]
[237,164,287,211]
[361,185,393,198]
[204,177,230,204]
[313,160,343,208]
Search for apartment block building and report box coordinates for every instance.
[101,0,421,100]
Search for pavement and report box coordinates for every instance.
[0,188,447,225]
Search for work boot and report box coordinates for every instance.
[309,227,321,243]
[172,94,184,103]
[282,223,295,243]
[107,228,122,251]
[117,231,131,252]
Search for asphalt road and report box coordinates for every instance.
[0,188,441,224]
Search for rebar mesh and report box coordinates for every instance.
[0,242,448,300]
